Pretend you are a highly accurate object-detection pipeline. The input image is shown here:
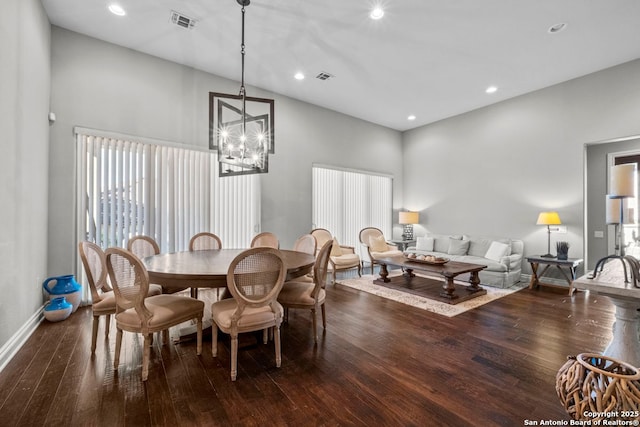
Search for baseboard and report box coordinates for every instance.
[0,307,44,373]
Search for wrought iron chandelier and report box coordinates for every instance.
[210,0,275,177]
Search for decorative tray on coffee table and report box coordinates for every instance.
[404,254,449,265]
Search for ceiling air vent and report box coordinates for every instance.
[315,72,334,81]
[170,11,197,29]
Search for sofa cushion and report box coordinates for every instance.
[416,236,434,251]
[369,234,388,252]
[448,238,470,256]
[485,241,510,262]
[462,255,508,272]
[430,234,461,253]
[465,235,512,257]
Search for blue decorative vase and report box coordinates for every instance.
[44,297,73,322]
[43,274,82,313]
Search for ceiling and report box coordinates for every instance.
[41,0,640,131]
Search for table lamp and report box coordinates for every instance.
[399,211,419,241]
[537,211,561,258]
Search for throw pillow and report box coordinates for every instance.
[416,236,434,251]
[485,241,510,262]
[448,238,470,255]
[369,234,388,252]
[330,238,342,257]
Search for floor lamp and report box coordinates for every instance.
[591,163,636,283]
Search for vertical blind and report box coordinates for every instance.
[312,165,393,249]
[75,129,260,298]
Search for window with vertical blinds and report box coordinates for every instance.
[75,128,260,291]
[312,165,393,248]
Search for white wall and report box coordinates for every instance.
[48,27,403,275]
[0,0,51,350]
[403,59,640,275]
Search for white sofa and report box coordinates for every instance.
[405,234,523,288]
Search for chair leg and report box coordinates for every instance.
[332,269,337,284]
[357,264,362,277]
[196,317,202,356]
[114,328,123,370]
[262,328,268,344]
[105,314,111,338]
[274,326,282,368]
[321,303,326,329]
[162,330,169,345]
[91,316,99,354]
[311,308,318,343]
[142,334,151,381]
[231,334,238,381]
[370,261,374,275]
[211,322,219,357]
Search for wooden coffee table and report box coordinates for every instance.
[374,255,488,304]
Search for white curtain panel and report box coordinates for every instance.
[75,128,260,302]
[312,165,392,249]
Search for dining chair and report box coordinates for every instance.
[189,232,222,251]
[250,231,280,249]
[78,241,162,354]
[310,228,361,283]
[278,240,332,343]
[188,232,223,298]
[293,233,317,255]
[128,234,187,295]
[358,227,403,274]
[211,247,286,381]
[105,247,204,381]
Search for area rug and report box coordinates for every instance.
[336,273,528,317]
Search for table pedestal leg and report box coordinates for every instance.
[603,296,640,367]
[467,271,482,293]
[403,268,415,278]
[440,276,459,300]
[379,263,390,283]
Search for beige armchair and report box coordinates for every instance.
[310,228,361,283]
[105,247,204,381]
[359,227,403,274]
[211,247,286,381]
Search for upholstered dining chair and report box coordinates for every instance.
[78,241,162,354]
[189,232,223,251]
[211,247,286,381]
[250,231,280,249]
[310,228,361,283]
[105,247,204,381]
[278,240,332,343]
[128,234,187,295]
[359,227,403,274]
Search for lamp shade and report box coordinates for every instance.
[606,195,621,224]
[399,211,419,225]
[610,163,636,198]
[536,211,561,225]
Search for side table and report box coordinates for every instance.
[526,256,584,296]
[389,239,416,251]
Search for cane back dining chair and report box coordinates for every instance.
[105,247,205,381]
[127,234,185,295]
[310,228,361,283]
[250,232,280,249]
[278,239,332,343]
[189,232,223,251]
[293,234,317,255]
[359,227,403,274]
[210,247,286,381]
[78,241,162,354]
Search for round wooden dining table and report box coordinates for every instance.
[143,248,315,292]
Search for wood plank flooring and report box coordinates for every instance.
[0,277,615,426]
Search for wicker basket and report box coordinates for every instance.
[556,353,640,421]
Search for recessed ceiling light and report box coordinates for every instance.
[407,115,416,121]
[370,7,384,20]
[108,4,126,16]
[294,72,305,80]
[485,86,498,94]
[548,23,567,34]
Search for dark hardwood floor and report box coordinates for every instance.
[0,273,615,426]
